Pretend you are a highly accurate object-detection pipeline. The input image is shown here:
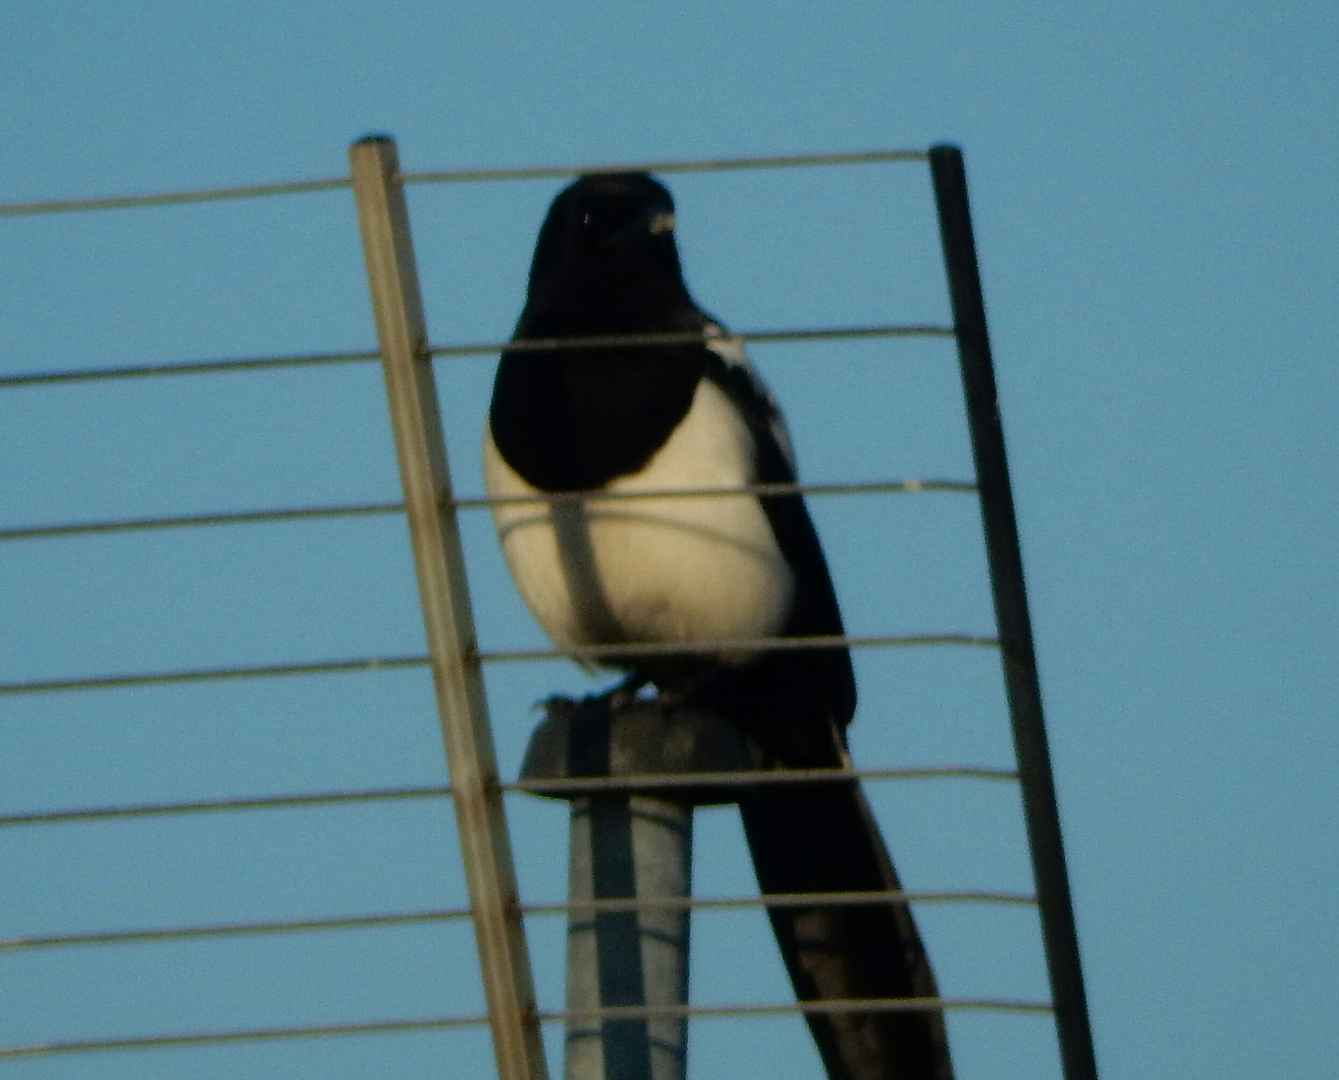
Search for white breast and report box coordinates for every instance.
[483,377,795,664]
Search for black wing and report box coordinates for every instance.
[693,325,855,766]
[696,326,954,1080]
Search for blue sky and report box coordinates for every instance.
[1,4,1335,1079]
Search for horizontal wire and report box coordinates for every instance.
[1,889,1035,953]
[0,655,429,697]
[510,764,1018,797]
[547,888,1038,915]
[545,996,1053,1022]
[0,147,925,219]
[0,348,380,389]
[429,323,954,360]
[452,477,976,511]
[0,1014,490,1060]
[0,479,973,544]
[481,632,999,664]
[0,176,353,218]
[0,322,951,390]
[0,501,405,543]
[0,767,1016,829]
[0,907,473,951]
[0,783,452,827]
[0,634,994,697]
[0,996,1048,1059]
[402,148,928,186]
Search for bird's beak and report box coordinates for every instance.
[647,210,676,235]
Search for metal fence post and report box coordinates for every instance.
[928,143,1099,1080]
[349,134,549,1080]
[565,793,692,1080]
[522,695,708,1080]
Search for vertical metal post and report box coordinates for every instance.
[565,794,692,1080]
[928,143,1099,1080]
[349,135,548,1080]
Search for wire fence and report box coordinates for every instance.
[0,324,950,391]
[0,145,1075,1077]
[0,148,923,217]
[2,888,1039,955]
[2,997,1054,1064]
[0,767,1021,830]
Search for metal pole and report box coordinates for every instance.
[532,696,697,1080]
[565,795,692,1080]
[349,135,548,1080]
[928,143,1099,1080]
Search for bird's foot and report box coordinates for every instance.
[604,671,652,713]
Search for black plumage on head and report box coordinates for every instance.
[523,173,693,334]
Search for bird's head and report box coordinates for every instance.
[524,172,693,327]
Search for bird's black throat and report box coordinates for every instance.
[489,343,703,493]
[491,171,709,493]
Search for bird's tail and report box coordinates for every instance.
[738,775,954,1080]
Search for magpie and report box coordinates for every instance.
[484,173,953,1080]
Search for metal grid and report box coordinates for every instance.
[0,143,1093,1078]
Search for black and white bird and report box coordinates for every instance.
[485,173,953,1080]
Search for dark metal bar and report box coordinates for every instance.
[929,144,1098,1080]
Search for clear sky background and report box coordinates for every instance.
[1,4,1334,1079]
